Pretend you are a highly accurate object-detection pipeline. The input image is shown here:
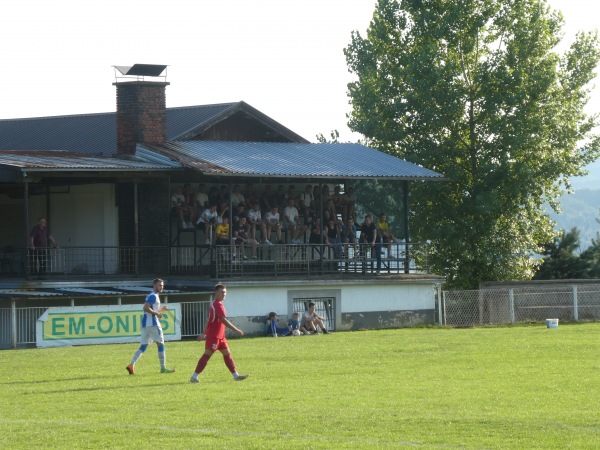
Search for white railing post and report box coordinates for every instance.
[442,291,447,326]
[509,289,515,324]
[11,300,17,349]
[573,285,578,321]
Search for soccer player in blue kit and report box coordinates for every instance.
[126,278,175,375]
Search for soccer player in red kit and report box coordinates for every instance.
[190,283,249,383]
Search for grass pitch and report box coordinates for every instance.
[2,324,600,448]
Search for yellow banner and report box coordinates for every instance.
[36,305,181,347]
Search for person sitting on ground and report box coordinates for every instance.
[265,205,283,244]
[265,312,292,337]
[171,186,193,229]
[302,302,330,334]
[215,216,231,246]
[247,202,269,244]
[376,212,398,254]
[360,214,382,275]
[197,204,218,244]
[232,216,258,260]
[282,198,307,244]
[287,312,310,335]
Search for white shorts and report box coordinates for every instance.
[140,326,164,345]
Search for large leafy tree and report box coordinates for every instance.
[345,0,600,289]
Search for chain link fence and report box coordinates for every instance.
[441,284,600,326]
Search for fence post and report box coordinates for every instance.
[11,300,17,349]
[509,288,515,324]
[573,285,578,321]
[442,291,447,326]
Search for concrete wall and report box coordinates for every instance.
[218,279,438,335]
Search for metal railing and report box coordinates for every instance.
[441,285,600,326]
[1,242,430,279]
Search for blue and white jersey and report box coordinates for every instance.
[142,290,161,329]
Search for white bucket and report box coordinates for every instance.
[546,318,559,329]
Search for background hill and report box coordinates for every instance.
[549,160,600,249]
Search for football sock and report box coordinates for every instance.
[195,353,211,374]
[223,353,237,373]
[130,348,144,365]
[158,350,166,369]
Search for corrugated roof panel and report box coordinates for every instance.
[144,141,445,180]
[0,150,181,171]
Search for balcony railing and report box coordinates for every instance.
[0,242,431,279]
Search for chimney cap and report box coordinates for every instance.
[113,64,168,80]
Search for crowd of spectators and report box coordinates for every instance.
[170,182,400,264]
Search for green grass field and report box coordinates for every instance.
[2,324,600,449]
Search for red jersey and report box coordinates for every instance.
[205,300,226,339]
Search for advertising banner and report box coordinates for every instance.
[36,304,181,348]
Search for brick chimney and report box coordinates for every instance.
[113,64,169,157]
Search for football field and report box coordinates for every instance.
[1,324,600,448]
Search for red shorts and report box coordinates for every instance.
[205,336,229,352]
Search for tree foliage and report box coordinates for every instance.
[534,226,600,279]
[345,0,600,289]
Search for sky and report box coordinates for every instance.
[0,0,597,143]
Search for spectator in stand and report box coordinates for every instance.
[376,212,399,255]
[326,218,343,258]
[247,202,269,244]
[360,214,382,275]
[171,186,193,229]
[244,182,259,209]
[182,183,198,224]
[196,183,209,212]
[299,184,315,225]
[265,205,283,244]
[286,185,298,208]
[341,217,358,257]
[219,185,229,204]
[309,217,325,245]
[332,185,346,222]
[344,186,357,223]
[217,202,229,224]
[232,216,258,260]
[230,184,245,209]
[325,196,337,223]
[232,203,247,225]
[215,216,231,246]
[272,184,287,211]
[310,185,321,215]
[282,198,307,244]
[197,204,218,245]
[208,185,220,208]
[260,184,274,214]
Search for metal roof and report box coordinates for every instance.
[0,103,239,156]
[142,141,445,180]
[0,150,181,172]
